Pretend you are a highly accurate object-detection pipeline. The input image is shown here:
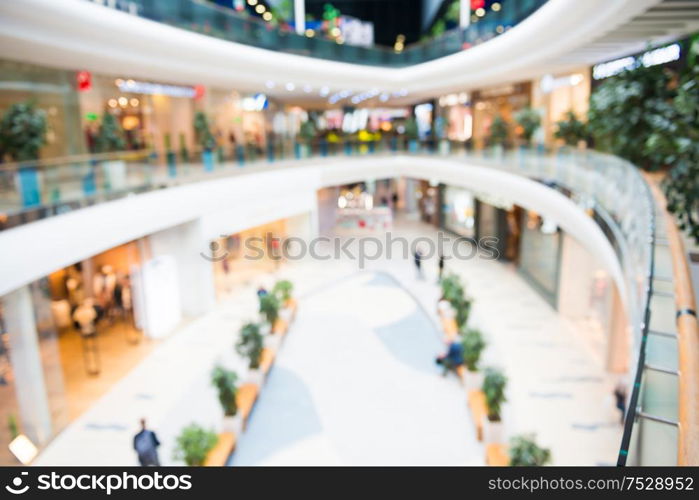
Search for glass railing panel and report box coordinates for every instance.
[637,418,679,466]
[642,368,679,421]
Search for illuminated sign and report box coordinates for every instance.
[76,70,91,92]
[241,93,268,111]
[116,79,203,98]
[592,43,681,80]
[540,73,584,94]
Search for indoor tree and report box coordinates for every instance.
[488,115,509,148]
[509,434,552,466]
[258,292,280,328]
[483,367,507,422]
[193,111,216,152]
[211,365,238,417]
[461,328,486,372]
[96,112,125,153]
[587,63,677,170]
[236,322,264,369]
[0,101,47,161]
[173,423,218,466]
[554,110,588,147]
[273,280,294,303]
[513,107,541,146]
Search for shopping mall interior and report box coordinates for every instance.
[0,0,698,467]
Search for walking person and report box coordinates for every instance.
[133,418,161,466]
[613,381,627,425]
[438,252,445,281]
[414,248,423,280]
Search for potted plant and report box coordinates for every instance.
[194,111,216,172]
[273,279,296,323]
[461,328,486,391]
[482,367,507,444]
[211,365,242,435]
[164,133,177,177]
[435,115,449,155]
[258,293,280,333]
[509,434,551,466]
[488,115,509,159]
[297,119,316,158]
[179,132,189,162]
[236,322,264,385]
[404,116,419,152]
[0,101,47,207]
[96,112,127,192]
[513,107,541,149]
[173,423,218,466]
[554,110,588,149]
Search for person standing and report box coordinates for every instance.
[614,381,627,425]
[438,253,445,281]
[414,248,423,280]
[133,418,161,466]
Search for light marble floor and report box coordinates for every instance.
[35,217,622,466]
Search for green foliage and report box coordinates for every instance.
[488,115,509,147]
[299,120,316,142]
[173,423,218,466]
[483,367,507,421]
[663,63,699,243]
[273,280,294,303]
[461,328,486,371]
[236,322,264,369]
[588,63,676,170]
[259,293,280,326]
[164,132,172,151]
[404,116,419,140]
[514,107,541,145]
[440,274,472,329]
[554,110,588,146]
[7,415,18,440]
[509,434,552,466]
[179,132,189,161]
[193,111,216,151]
[211,365,238,417]
[96,113,125,153]
[431,19,446,38]
[0,101,47,161]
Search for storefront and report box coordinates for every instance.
[531,69,591,147]
[437,92,473,144]
[517,209,562,307]
[472,82,531,149]
[441,184,476,239]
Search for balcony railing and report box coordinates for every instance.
[89,0,548,67]
[1,139,681,463]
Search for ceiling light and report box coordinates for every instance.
[247,0,257,5]
[285,82,295,91]
[118,96,128,107]
[305,28,315,37]
[303,85,312,93]
[108,98,117,108]
[265,80,275,89]
[475,7,485,17]
[262,11,272,21]
[255,4,265,14]
[492,3,501,11]
[320,86,330,97]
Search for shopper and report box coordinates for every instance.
[133,418,161,466]
[73,299,97,337]
[614,381,627,425]
[414,248,423,280]
[256,286,268,297]
[438,252,445,281]
[435,341,464,377]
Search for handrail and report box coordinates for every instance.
[0,149,150,171]
[644,173,699,466]
[89,0,548,67]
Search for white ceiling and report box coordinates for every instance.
[1,0,698,107]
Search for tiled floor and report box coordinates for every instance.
[35,218,622,466]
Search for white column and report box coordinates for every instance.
[148,219,216,318]
[3,286,53,446]
[460,0,471,28]
[294,0,305,35]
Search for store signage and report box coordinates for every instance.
[242,93,268,111]
[592,43,681,80]
[540,73,584,94]
[76,70,92,92]
[438,92,469,107]
[116,79,202,98]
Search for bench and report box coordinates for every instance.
[467,390,487,441]
[259,347,275,375]
[204,432,236,466]
[236,383,259,424]
[486,443,509,466]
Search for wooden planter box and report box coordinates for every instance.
[259,348,275,376]
[486,443,509,466]
[237,383,259,424]
[204,432,237,466]
[467,390,487,441]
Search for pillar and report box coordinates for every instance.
[3,286,53,446]
[294,0,305,35]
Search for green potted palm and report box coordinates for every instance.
[164,132,177,177]
[461,328,486,391]
[179,132,190,162]
[297,120,316,159]
[173,423,218,466]
[273,279,296,324]
[96,112,127,192]
[194,111,216,171]
[509,434,552,466]
[211,365,242,435]
[513,107,541,148]
[0,101,47,207]
[482,367,507,444]
[236,322,264,385]
[488,115,509,159]
[404,116,419,152]
[259,293,280,333]
[554,110,588,149]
